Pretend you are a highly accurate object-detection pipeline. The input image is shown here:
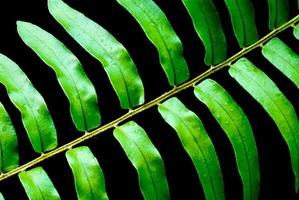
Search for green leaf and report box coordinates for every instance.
[48,0,144,109]
[0,53,57,153]
[293,23,299,40]
[19,167,61,200]
[262,37,299,88]
[229,58,299,192]
[66,146,109,200]
[158,97,225,200]
[17,21,101,132]
[267,0,289,30]
[182,0,227,65]
[0,102,18,173]
[116,0,189,86]
[194,79,260,200]
[0,192,4,200]
[113,121,170,200]
[224,0,258,47]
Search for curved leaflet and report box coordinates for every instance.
[19,167,61,200]
[194,79,260,200]
[267,0,289,29]
[224,0,258,47]
[17,21,101,132]
[0,53,57,153]
[182,0,227,65]
[116,0,189,86]
[229,58,299,192]
[293,23,299,40]
[66,146,109,200]
[262,37,299,88]
[0,193,4,200]
[113,121,170,200]
[0,102,18,173]
[158,97,225,200]
[48,0,144,109]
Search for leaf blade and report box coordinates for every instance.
[194,79,260,200]
[66,146,109,200]
[158,97,225,200]
[267,0,289,30]
[17,21,101,131]
[262,37,299,88]
[116,0,189,86]
[182,0,227,65]
[224,0,259,47]
[48,0,144,109]
[229,58,299,191]
[0,102,18,173]
[113,121,170,200]
[19,167,61,200]
[0,53,57,153]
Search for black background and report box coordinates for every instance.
[0,0,298,199]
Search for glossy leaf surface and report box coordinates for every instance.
[229,58,299,191]
[0,102,18,173]
[114,121,170,200]
[224,0,258,47]
[158,97,225,200]
[0,193,4,200]
[0,53,57,153]
[48,0,144,109]
[293,23,299,40]
[19,167,60,200]
[117,0,189,86]
[17,21,101,131]
[194,79,260,200]
[262,37,299,88]
[267,0,289,29]
[66,146,109,200]
[182,0,227,65]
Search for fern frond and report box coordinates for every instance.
[158,97,225,200]
[194,79,260,200]
[113,121,170,200]
[0,14,297,186]
[116,0,190,86]
[66,146,108,200]
[48,0,145,109]
[0,102,18,173]
[267,0,290,29]
[19,167,61,200]
[16,21,101,132]
[224,0,259,47]
[182,0,227,65]
[229,58,299,192]
[0,53,57,153]
[262,37,299,88]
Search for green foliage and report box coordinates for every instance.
[116,0,190,86]
[48,0,145,109]
[19,167,61,200]
[158,97,225,200]
[17,21,101,131]
[182,0,227,65]
[114,121,170,200]
[0,53,57,153]
[0,102,18,172]
[267,0,289,29]
[194,79,260,200]
[0,0,298,199]
[229,58,299,191]
[66,146,108,200]
[262,37,299,88]
[224,0,259,47]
